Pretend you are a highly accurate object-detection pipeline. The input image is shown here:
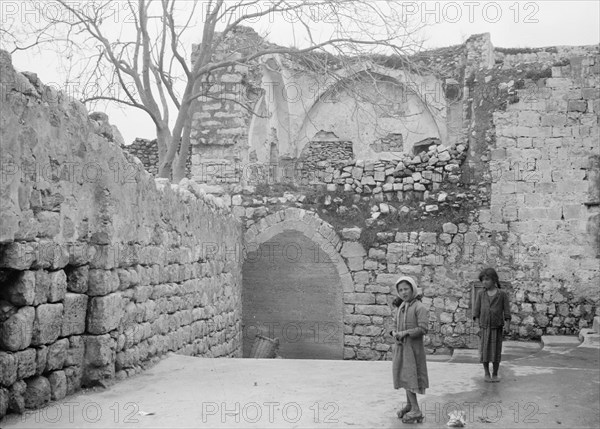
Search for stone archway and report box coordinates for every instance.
[242,208,352,359]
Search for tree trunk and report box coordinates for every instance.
[173,118,192,183]
[156,125,172,178]
[159,98,192,179]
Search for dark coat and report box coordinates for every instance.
[392,299,429,393]
[473,289,511,328]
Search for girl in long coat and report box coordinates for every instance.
[472,267,511,382]
[391,276,429,423]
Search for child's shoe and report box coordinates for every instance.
[396,405,411,419]
[402,410,424,423]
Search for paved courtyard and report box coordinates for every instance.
[2,338,598,428]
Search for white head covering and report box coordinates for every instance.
[394,276,422,301]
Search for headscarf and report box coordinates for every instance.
[394,276,421,303]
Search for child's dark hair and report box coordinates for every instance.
[392,297,403,307]
[478,267,501,288]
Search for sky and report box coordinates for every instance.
[3,0,600,145]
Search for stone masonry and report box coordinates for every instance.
[88,35,599,362]
[0,51,243,419]
[2,33,598,419]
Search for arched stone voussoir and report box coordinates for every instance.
[242,209,349,275]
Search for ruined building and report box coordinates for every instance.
[0,28,598,416]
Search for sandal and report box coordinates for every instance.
[402,410,424,423]
[396,405,411,419]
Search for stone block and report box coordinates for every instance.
[33,270,50,305]
[387,242,417,263]
[35,211,60,238]
[346,256,364,271]
[46,338,69,371]
[518,111,540,126]
[353,271,370,285]
[0,352,18,386]
[345,335,360,346]
[345,314,371,325]
[48,370,67,401]
[375,274,399,289]
[355,305,391,316]
[340,241,366,258]
[15,348,37,380]
[24,376,51,409]
[341,227,362,241]
[567,100,587,112]
[0,306,35,351]
[9,379,27,414]
[582,87,600,99]
[354,325,382,336]
[64,366,82,395]
[442,222,458,234]
[1,271,35,305]
[32,303,63,346]
[48,270,67,302]
[438,151,451,162]
[67,265,89,293]
[88,269,120,296]
[368,248,386,260]
[87,293,124,334]
[541,113,567,127]
[344,293,376,305]
[83,334,116,367]
[440,312,453,323]
[0,387,7,418]
[356,348,380,360]
[344,347,356,359]
[62,293,88,336]
[0,242,37,270]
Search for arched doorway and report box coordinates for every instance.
[242,211,347,359]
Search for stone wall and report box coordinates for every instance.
[228,43,599,359]
[486,51,600,329]
[297,133,354,174]
[121,138,160,176]
[120,138,193,179]
[0,51,243,418]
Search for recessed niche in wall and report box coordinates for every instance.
[444,78,462,102]
[412,137,441,155]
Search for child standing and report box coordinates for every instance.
[472,268,511,382]
[391,276,429,423]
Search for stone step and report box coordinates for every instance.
[426,354,452,362]
[578,328,600,349]
[448,349,479,363]
[541,335,581,348]
[447,341,542,363]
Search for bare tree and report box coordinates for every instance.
[3,0,425,181]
